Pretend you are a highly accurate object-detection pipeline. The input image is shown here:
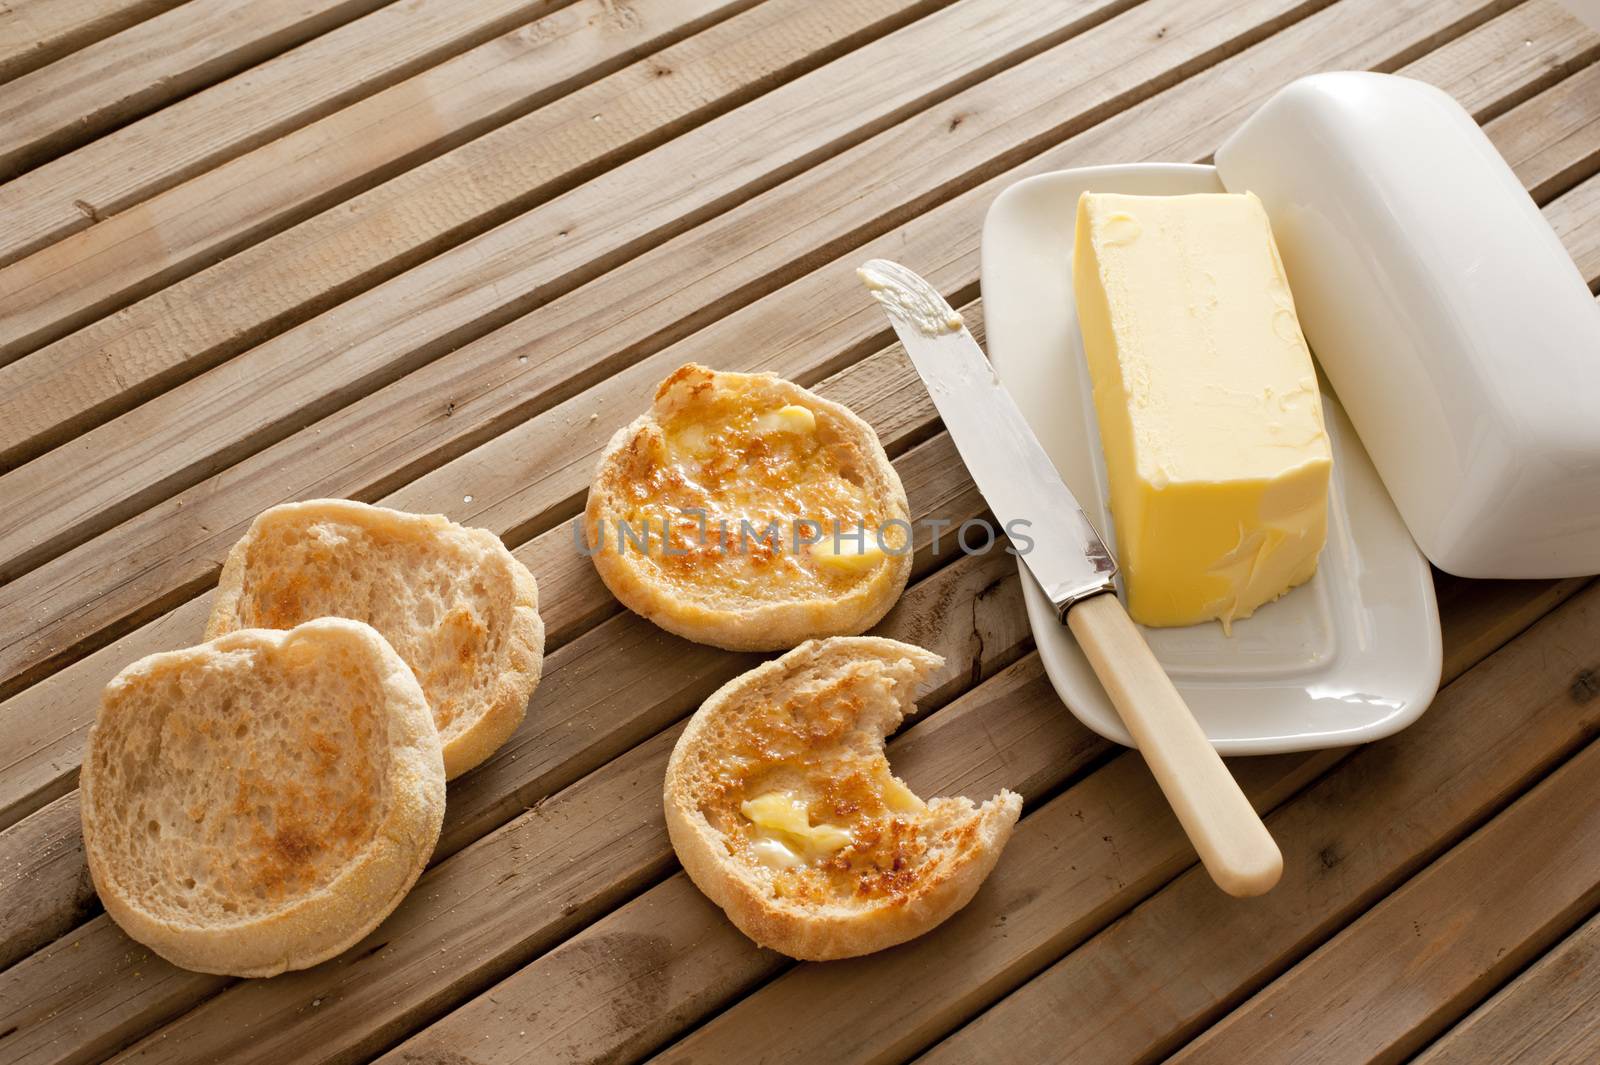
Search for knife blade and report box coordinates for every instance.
[858,257,1283,899]
[857,258,1117,619]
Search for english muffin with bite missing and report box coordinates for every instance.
[664,636,1022,960]
[585,364,912,651]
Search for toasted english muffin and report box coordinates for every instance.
[585,365,913,651]
[664,636,1022,960]
[207,499,544,779]
[80,619,445,977]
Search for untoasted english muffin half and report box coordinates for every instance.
[585,364,913,652]
[207,499,544,779]
[664,636,1022,960]
[80,619,445,978]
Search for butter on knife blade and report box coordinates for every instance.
[856,258,1117,617]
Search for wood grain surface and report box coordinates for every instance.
[0,0,393,180]
[1414,911,1600,1065]
[2,0,1598,1062]
[0,0,184,83]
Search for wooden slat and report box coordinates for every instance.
[1400,0,1599,120]
[0,0,761,368]
[912,596,1599,1063]
[0,0,604,265]
[0,799,91,972]
[1548,170,1600,283]
[0,541,1029,1065]
[392,0,1591,591]
[0,0,1315,691]
[1168,739,1600,1065]
[0,0,392,179]
[0,333,967,970]
[0,0,183,83]
[383,0,1596,545]
[1,0,1540,703]
[561,576,1552,1065]
[1430,573,1591,674]
[0,0,934,467]
[1413,911,1600,1065]
[682,582,1600,1065]
[0,0,754,364]
[1486,61,1600,201]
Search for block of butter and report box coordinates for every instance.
[1072,191,1332,631]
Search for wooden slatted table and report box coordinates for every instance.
[1,1,1597,1062]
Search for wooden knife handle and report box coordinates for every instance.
[1066,592,1282,897]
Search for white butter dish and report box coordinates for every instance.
[1215,72,1600,578]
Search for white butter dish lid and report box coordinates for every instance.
[1216,72,1600,579]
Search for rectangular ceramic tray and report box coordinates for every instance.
[980,162,1442,754]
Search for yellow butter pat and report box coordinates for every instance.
[741,792,853,865]
[1072,191,1332,631]
[809,535,884,574]
[756,404,817,435]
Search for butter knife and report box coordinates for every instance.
[859,258,1282,898]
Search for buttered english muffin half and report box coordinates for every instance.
[208,499,544,779]
[664,636,1022,960]
[80,619,446,978]
[585,364,913,651]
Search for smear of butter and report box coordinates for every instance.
[741,791,853,869]
[880,775,926,814]
[857,259,964,336]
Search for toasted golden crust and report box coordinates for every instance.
[80,619,446,978]
[208,499,544,779]
[664,637,1022,960]
[585,365,913,651]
